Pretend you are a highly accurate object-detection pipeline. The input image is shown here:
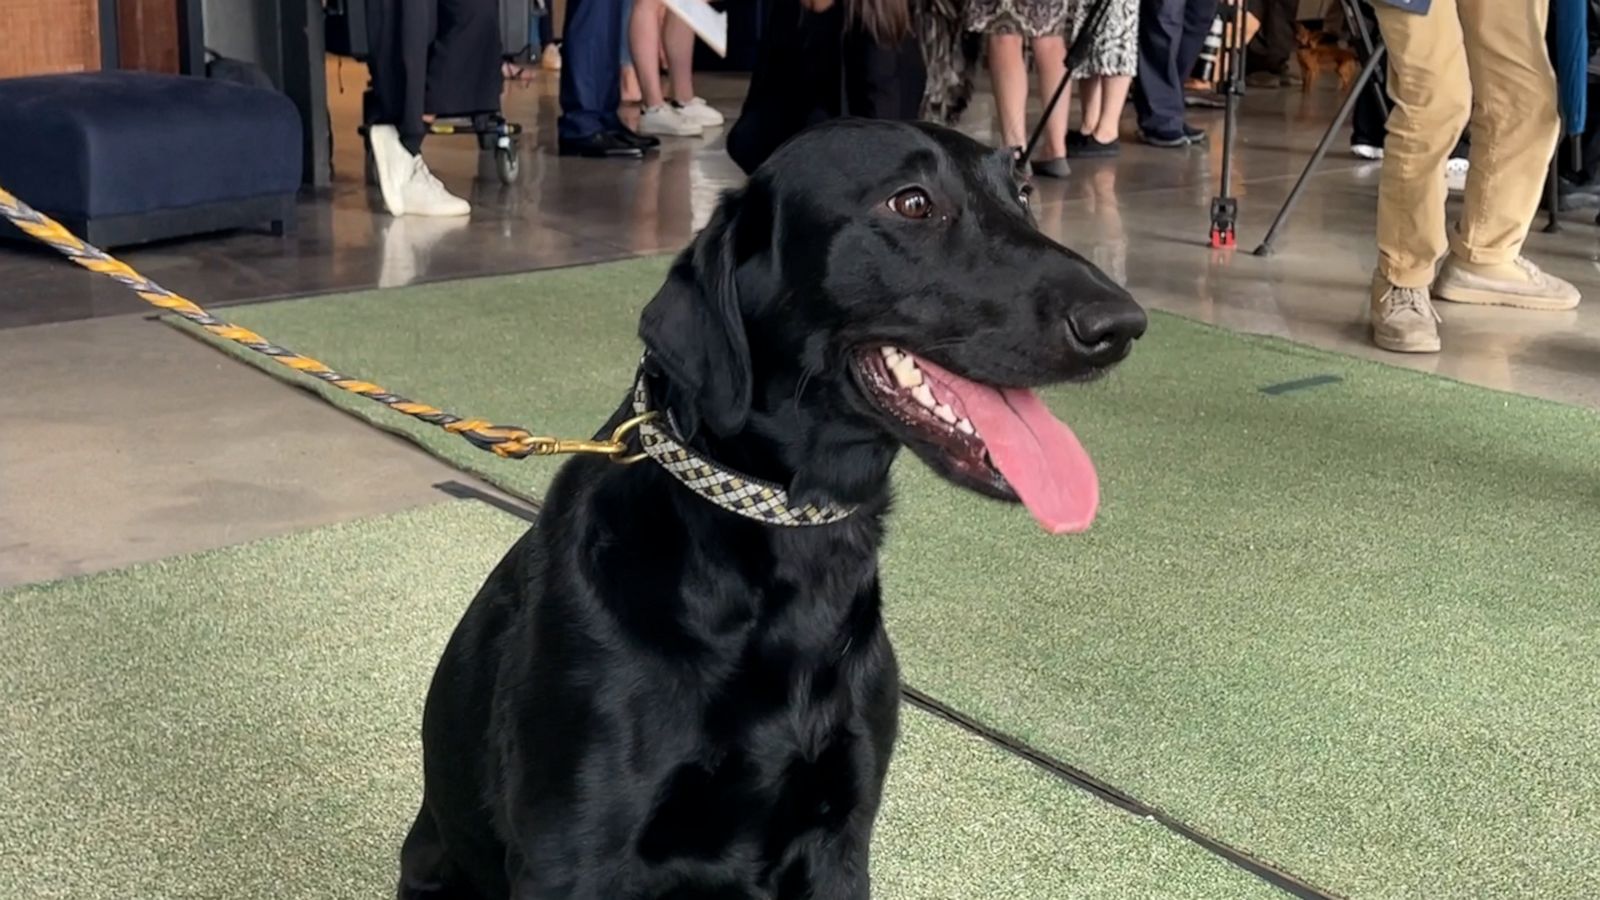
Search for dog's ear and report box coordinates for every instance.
[639,191,752,438]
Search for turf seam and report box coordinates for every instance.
[900,686,1341,900]
[434,488,1340,900]
[434,481,544,518]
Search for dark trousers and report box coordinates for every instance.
[1246,0,1297,74]
[367,0,503,150]
[558,0,626,139]
[1134,0,1218,136]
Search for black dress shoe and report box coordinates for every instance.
[612,127,661,150]
[558,132,645,158]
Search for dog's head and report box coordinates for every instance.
[639,120,1145,533]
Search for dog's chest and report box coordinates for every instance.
[634,715,869,870]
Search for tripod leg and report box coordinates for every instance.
[1209,1,1249,248]
[1023,68,1074,163]
[1253,46,1385,256]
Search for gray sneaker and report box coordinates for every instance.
[1371,276,1442,353]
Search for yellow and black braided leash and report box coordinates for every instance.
[0,185,639,462]
[1,184,855,526]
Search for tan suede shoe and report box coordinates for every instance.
[1434,256,1581,310]
[1371,274,1442,354]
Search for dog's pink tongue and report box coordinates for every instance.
[929,365,1099,534]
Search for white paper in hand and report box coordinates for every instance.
[661,0,728,57]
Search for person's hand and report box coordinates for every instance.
[800,0,836,11]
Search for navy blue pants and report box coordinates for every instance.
[1133,0,1217,136]
[558,0,626,139]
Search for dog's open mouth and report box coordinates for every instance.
[852,347,1099,534]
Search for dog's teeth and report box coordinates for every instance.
[956,419,976,435]
[880,346,896,358]
[891,356,922,388]
[912,384,936,408]
[934,404,958,424]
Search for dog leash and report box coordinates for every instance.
[0,184,644,461]
[1,184,856,527]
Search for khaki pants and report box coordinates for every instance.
[1373,0,1560,288]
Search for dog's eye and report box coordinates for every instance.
[1018,184,1034,209]
[887,188,934,220]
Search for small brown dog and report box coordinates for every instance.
[1295,24,1360,93]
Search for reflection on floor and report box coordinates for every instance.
[2,68,1598,585]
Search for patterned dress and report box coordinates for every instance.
[961,0,1139,79]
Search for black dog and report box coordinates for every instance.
[397,120,1146,899]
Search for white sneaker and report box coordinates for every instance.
[1445,157,1469,193]
[674,97,725,128]
[398,154,471,217]
[369,124,412,216]
[1351,143,1384,160]
[638,104,704,137]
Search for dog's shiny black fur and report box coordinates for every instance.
[398,120,1145,900]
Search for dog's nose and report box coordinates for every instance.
[1065,296,1148,363]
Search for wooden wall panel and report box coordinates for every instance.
[117,0,181,73]
[0,0,102,77]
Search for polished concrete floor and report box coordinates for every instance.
[4,66,1599,586]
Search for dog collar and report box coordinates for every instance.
[630,367,857,527]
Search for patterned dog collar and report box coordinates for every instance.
[630,368,856,527]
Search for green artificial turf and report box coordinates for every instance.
[0,502,1276,900]
[171,262,1600,898]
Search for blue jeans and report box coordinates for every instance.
[1133,0,1217,136]
[620,0,635,66]
[558,0,627,138]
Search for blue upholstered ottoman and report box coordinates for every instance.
[0,72,302,248]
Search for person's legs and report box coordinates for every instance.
[1431,0,1575,307]
[1246,0,1296,78]
[631,0,665,107]
[1366,0,1467,351]
[1090,76,1132,142]
[988,33,1030,149]
[1133,0,1185,138]
[633,0,708,135]
[664,14,696,103]
[1033,35,1070,159]
[1078,76,1103,136]
[559,0,626,139]
[1176,0,1220,80]
[1350,61,1388,153]
[1372,0,1470,288]
[1451,0,1560,265]
[426,0,503,118]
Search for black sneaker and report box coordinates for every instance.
[1183,124,1207,144]
[1068,133,1120,158]
[1139,127,1189,148]
[558,132,645,158]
